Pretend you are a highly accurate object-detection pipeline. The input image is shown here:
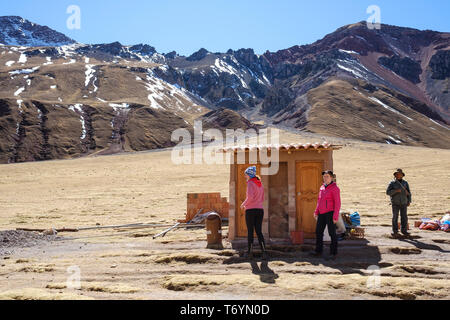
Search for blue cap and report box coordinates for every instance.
[245,166,257,178]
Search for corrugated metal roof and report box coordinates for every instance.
[219,142,342,153]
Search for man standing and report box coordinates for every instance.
[386,169,412,237]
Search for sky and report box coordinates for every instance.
[1,0,449,56]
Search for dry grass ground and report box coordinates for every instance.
[0,130,449,300]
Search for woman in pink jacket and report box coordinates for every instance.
[311,170,341,260]
[240,166,268,260]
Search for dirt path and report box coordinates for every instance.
[0,224,448,300]
[0,131,449,300]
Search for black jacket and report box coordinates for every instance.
[386,179,412,206]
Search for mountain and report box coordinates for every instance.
[261,22,450,122]
[0,17,449,163]
[199,108,262,132]
[0,16,76,47]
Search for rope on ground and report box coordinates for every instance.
[16,222,203,233]
[54,224,206,241]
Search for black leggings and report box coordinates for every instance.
[315,211,338,255]
[245,209,266,249]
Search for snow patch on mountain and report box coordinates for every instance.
[9,66,39,75]
[144,68,201,112]
[387,136,402,144]
[57,43,82,57]
[63,59,76,65]
[14,87,25,96]
[430,119,449,130]
[18,53,27,64]
[15,99,23,135]
[43,57,53,65]
[212,58,248,89]
[368,97,413,121]
[145,75,165,110]
[109,103,129,112]
[69,104,87,140]
[339,49,359,55]
[85,63,96,88]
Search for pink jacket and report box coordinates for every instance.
[242,178,264,210]
[314,182,341,221]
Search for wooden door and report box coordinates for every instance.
[236,164,261,238]
[295,162,323,238]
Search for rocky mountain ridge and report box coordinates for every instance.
[0,17,449,163]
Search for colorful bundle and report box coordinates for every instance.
[419,221,440,230]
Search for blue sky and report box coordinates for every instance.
[1,0,449,56]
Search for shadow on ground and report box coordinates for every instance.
[223,240,388,285]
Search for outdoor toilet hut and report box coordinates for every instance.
[220,142,342,243]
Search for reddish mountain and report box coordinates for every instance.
[1,18,449,163]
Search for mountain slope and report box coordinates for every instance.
[0,17,449,163]
[274,78,449,149]
[262,21,450,123]
[0,16,76,47]
[0,98,195,163]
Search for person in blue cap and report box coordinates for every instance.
[240,166,267,260]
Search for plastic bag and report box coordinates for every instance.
[440,214,450,223]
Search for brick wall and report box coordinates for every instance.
[185,193,230,222]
